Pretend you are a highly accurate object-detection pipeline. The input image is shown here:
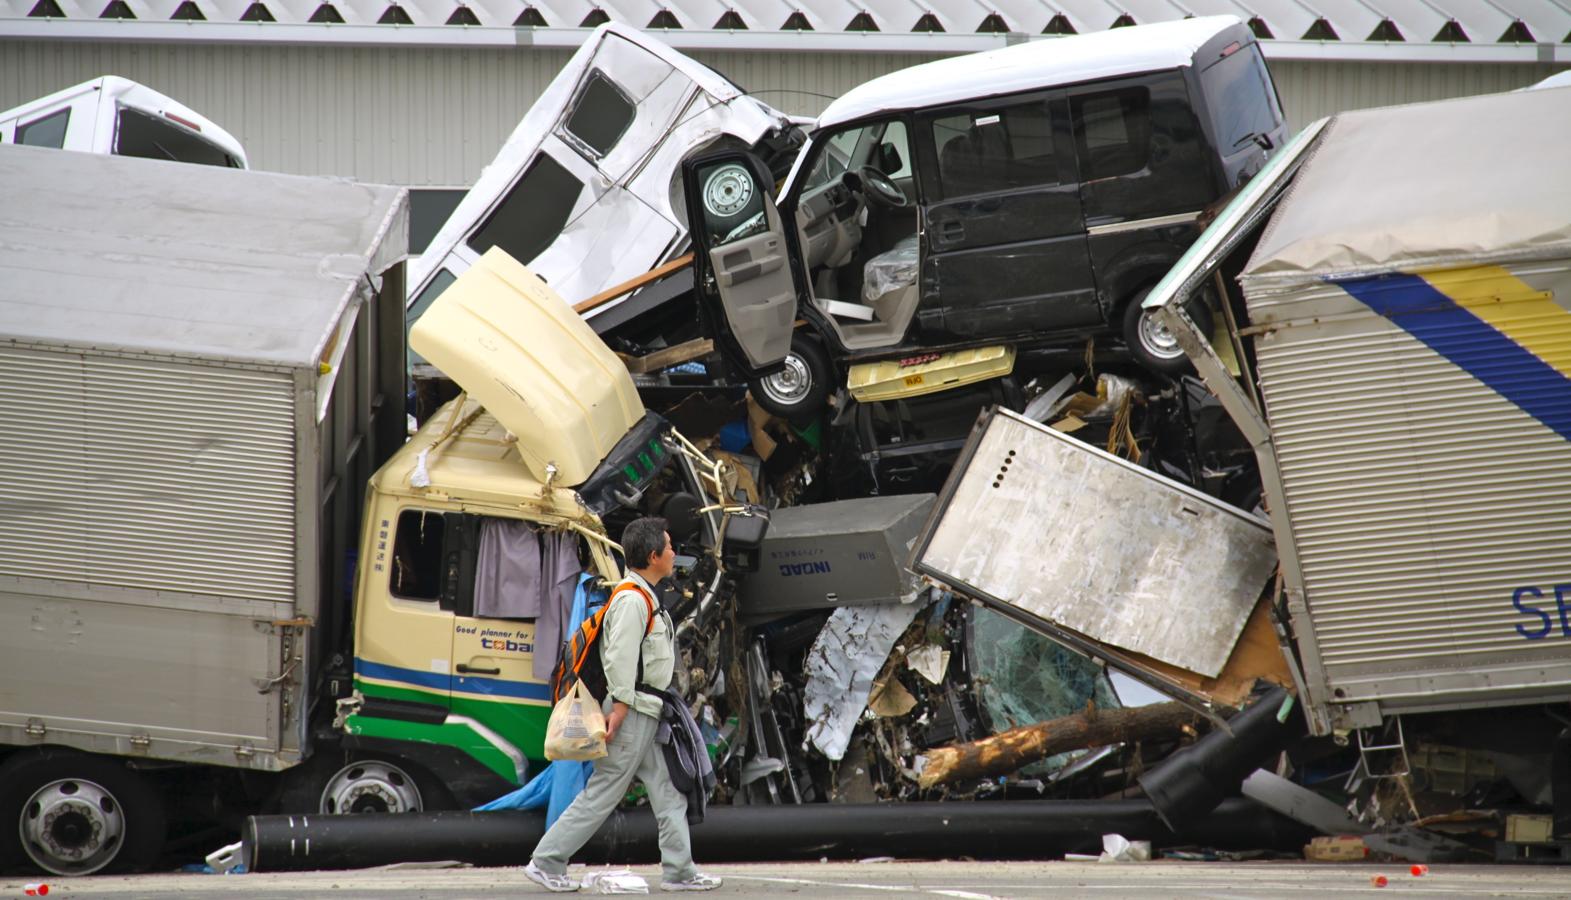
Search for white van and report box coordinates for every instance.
[0,76,248,169]
[406,23,801,348]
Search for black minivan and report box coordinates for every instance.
[682,15,1286,419]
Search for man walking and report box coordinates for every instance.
[525,517,722,892]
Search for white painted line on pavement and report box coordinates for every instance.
[728,874,1001,899]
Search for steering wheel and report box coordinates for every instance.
[858,166,909,209]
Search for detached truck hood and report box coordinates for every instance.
[409,247,645,487]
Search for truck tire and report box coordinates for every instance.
[0,748,165,876]
[278,751,452,816]
[748,334,832,423]
[1122,288,1212,375]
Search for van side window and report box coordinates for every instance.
[391,509,446,601]
[565,71,635,158]
[929,101,1057,199]
[17,108,69,148]
[1200,44,1280,153]
[1070,88,1152,181]
[467,153,584,265]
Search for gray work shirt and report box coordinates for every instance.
[601,569,675,719]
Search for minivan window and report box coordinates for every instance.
[17,108,69,148]
[565,71,635,158]
[804,119,910,192]
[115,107,237,168]
[468,153,584,264]
[929,101,1057,199]
[1200,44,1280,154]
[1071,87,1151,181]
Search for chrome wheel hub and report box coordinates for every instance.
[20,778,125,876]
[320,760,422,815]
[1137,307,1183,359]
[759,353,812,406]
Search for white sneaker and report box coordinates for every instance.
[525,860,578,893]
[661,872,723,891]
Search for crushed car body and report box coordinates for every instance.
[407,22,802,348]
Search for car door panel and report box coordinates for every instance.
[683,152,797,375]
[918,93,1099,342]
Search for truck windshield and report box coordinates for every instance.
[1199,44,1280,153]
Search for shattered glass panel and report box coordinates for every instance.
[970,607,1120,773]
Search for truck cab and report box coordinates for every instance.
[684,15,1284,420]
[331,246,760,812]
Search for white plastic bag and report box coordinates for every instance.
[544,681,608,761]
[581,869,650,894]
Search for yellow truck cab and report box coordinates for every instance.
[334,246,756,813]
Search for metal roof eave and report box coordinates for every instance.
[3,20,1566,62]
[0,20,1019,52]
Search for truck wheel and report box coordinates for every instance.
[0,749,165,876]
[319,759,427,814]
[1122,289,1212,375]
[748,335,831,423]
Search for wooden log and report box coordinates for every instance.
[918,702,1202,788]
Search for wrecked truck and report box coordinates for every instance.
[914,86,1571,835]
[0,143,757,876]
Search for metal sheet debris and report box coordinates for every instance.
[917,409,1277,677]
[801,599,924,760]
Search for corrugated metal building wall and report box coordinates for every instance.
[0,40,1563,186]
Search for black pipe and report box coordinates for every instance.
[243,798,1312,872]
[1137,686,1307,831]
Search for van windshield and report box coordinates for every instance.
[116,107,240,168]
[1199,44,1280,153]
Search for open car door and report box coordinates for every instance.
[682,151,796,378]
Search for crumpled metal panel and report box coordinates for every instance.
[801,599,923,760]
[916,409,1276,678]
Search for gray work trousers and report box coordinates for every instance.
[530,703,696,883]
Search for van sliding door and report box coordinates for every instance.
[919,92,1097,341]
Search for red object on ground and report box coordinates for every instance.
[1370,874,1388,887]
[1410,864,1429,876]
[23,884,48,897]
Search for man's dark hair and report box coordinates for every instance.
[621,517,669,570]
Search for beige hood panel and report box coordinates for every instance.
[409,247,645,487]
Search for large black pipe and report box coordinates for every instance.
[1138,686,1307,831]
[243,798,1312,872]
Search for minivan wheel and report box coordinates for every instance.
[1123,289,1212,375]
[0,749,165,876]
[749,335,832,423]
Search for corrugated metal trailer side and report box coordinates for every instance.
[0,142,409,772]
[1245,261,1571,733]
[0,345,306,768]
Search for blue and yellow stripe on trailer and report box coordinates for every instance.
[1333,264,1571,442]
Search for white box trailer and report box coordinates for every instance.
[0,142,408,770]
[1142,86,1571,735]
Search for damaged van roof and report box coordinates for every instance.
[408,247,645,487]
[816,16,1243,131]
